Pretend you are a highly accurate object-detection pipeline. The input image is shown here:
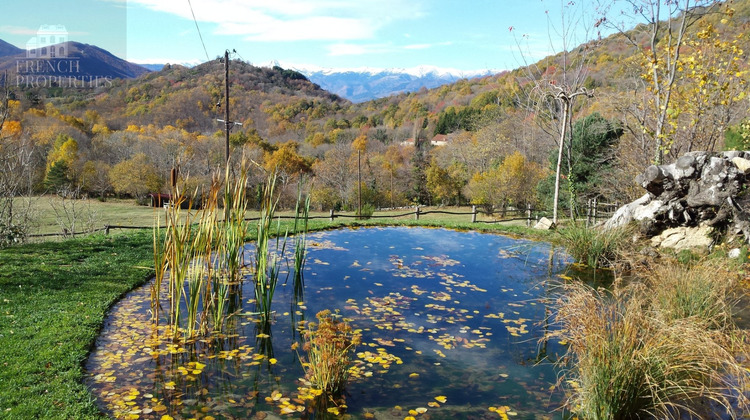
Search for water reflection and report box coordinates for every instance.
[87,227,581,419]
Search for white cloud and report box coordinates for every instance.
[0,25,39,36]
[120,0,424,42]
[0,25,88,37]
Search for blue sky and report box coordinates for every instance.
[1,0,622,72]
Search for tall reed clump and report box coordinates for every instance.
[646,259,737,331]
[295,310,361,397]
[557,224,629,269]
[213,163,249,330]
[253,172,287,321]
[553,280,748,419]
[151,213,167,323]
[155,158,251,340]
[291,182,311,298]
[161,189,195,335]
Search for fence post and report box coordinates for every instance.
[329,209,334,222]
[415,206,420,221]
[586,199,592,227]
[471,205,477,223]
[526,203,531,228]
[593,198,598,223]
[105,224,110,235]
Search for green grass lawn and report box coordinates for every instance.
[0,214,547,419]
[0,231,155,419]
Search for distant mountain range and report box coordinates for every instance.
[0,36,498,101]
[0,39,149,81]
[290,64,500,103]
[135,60,500,103]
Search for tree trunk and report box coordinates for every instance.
[552,99,570,225]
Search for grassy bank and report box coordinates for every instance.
[0,218,547,419]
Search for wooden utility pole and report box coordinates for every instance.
[216,50,241,165]
[224,49,230,162]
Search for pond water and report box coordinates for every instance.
[86,226,575,419]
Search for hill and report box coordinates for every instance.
[3,0,749,215]
[0,40,149,80]
[0,39,23,57]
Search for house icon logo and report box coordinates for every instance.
[26,25,69,59]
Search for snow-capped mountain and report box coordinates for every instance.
[266,62,500,103]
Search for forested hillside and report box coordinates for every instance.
[1,0,749,225]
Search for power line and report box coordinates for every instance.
[186,0,211,63]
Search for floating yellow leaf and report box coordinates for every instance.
[269,358,277,365]
[434,395,447,403]
[415,407,427,414]
[327,407,340,415]
[409,373,419,378]
[160,416,174,420]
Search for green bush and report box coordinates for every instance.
[356,203,375,219]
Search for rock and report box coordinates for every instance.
[728,248,742,259]
[636,165,669,195]
[650,225,714,252]
[533,217,555,230]
[605,151,750,244]
[732,157,750,175]
[604,194,652,229]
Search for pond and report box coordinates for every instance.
[86,226,576,419]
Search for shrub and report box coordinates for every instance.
[553,283,748,419]
[356,203,375,220]
[297,310,361,396]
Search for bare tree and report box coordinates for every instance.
[0,72,37,245]
[514,1,596,223]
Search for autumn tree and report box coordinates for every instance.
[109,153,163,201]
[602,0,722,164]
[44,133,79,192]
[426,159,464,206]
[465,151,546,215]
[80,160,113,199]
[667,18,747,155]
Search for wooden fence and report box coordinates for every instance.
[25,200,621,240]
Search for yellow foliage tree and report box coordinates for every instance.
[109,153,163,200]
[465,152,546,215]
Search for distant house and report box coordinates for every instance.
[26,25,69,59]
[399,135,450,147]
[431,134,448,146]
